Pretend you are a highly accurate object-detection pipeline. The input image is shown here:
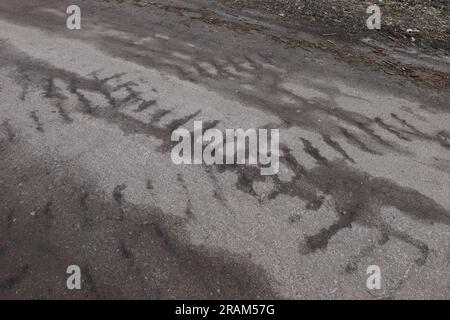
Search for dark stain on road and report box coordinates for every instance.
[80,190,89,211]
[55,101,73,124]
[145,179,154,190]
[42,200,54,229]
[301,137,327,165]
[29,111,44,132]
[1,120,16,142]
[0,150,278,298]
[301,161,448,265]
[0,265,30,291]
[321,133,355,163]
[374,117,412,141]
[0,245,8,258]
[220,143,449,267]
[339,127,382,155]
[113,184,127,204]
[135,99,157,113]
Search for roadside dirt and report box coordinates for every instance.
[0,0,449,300]
[223,0,450,51]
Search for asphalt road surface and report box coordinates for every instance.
[0,0,449,299]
